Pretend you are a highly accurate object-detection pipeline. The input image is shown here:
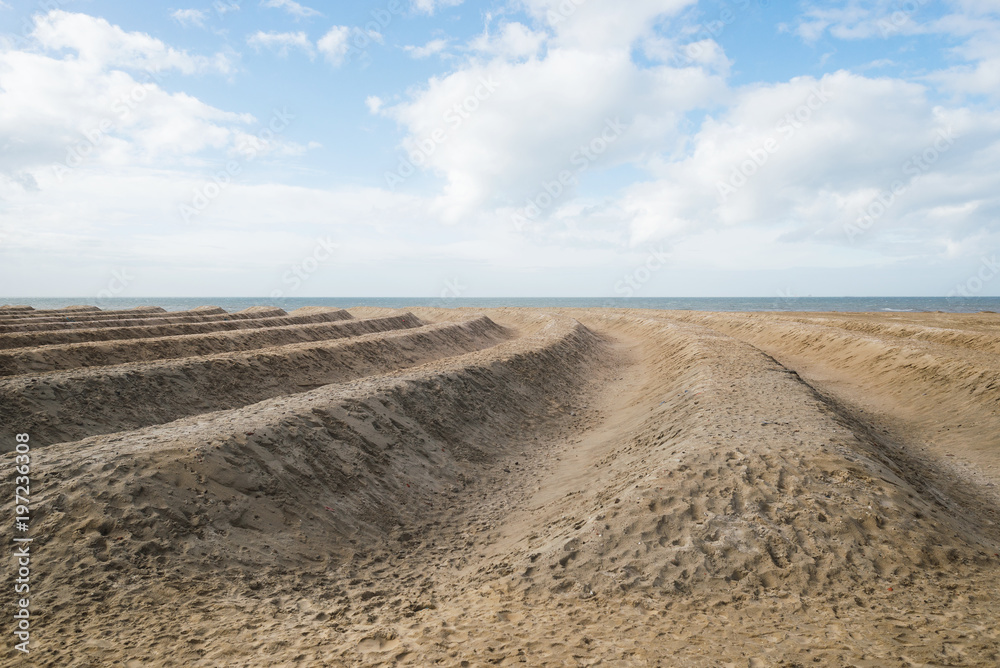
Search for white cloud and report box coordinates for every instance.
[260,0,321,18]
[317,26,351,65]
[931,55,1000,100]
[381,0,1000,268]
[247,30,314,58]
[469,23,545,59]
[0,11,257,182]
[384,42,725,221]
[520,0,696,50]
[378,0,708,222]
[0,49,252,178]
[5,3,1000,296]
[32,11,235,75]
[377,0,712,225]
[792,0,930,42]
[791,2,1000,101]
[611,70,1000,255]
[0,166,454,278]
[925,9,1000,99]
[792,0,1000,44]
[404,38,450,59]
[171,9,207,28]
[641,35,731,75]
[412,0,463,15]
[0,11,318,185]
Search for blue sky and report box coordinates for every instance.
[1,0,998,298]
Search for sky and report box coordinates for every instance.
[0,0,998,299]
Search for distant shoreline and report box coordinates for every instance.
[3,295,1000,313]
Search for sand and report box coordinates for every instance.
[1,306,998,666]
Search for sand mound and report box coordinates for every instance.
[1,307,998,666]
[0,306,293,337]
[0,307,212,329]
[0,305,168,324]
[1,316,511,445]
[779,313,1000,354]
[664,310,1000,487]
[54,305,101,312]
[0,309,363,375]
[477,315,996,596]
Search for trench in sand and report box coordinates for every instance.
[1,307,998,666]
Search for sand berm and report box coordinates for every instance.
[1,304,998,666]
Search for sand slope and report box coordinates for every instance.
[1,307,998,666]
[0,307,352,350]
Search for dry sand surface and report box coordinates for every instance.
[1,305,999,666]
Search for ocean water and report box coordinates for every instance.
[2,296,1000,313]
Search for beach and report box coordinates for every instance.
[2,304,999,666]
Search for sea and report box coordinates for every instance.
[2,297,1000,313]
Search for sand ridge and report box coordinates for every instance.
[0,316,511,446]
[0,307,353,351]
[0,305,170,325]
[0,311,412,376]
[1,307,998,666]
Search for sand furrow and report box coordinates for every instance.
[665,312,1000,402]
[658,311,1000,478]
[16,315,599,637]
[0,311,400,375]
[0,307,346,347]
[739,312,1000,355]
[0,306,271,333]
[1,306,998,667]
[0,305,171,324]
[480,313,998,595]
[0,316,512,446]
[320,309,999,666]
[0,304,99,314]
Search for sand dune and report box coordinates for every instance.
[0,306,202,327]
[0,305,101,314]
[0,309,378,375]
[0,306,279,334]
[0,316,510,446]
[1,307,998,666]
[662,311,1000,489]
[0,306,350,349]
[0,308,166,325]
